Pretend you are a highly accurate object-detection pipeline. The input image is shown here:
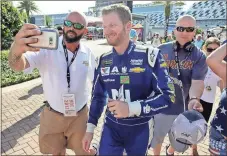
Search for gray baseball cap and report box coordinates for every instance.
[170,110,208,146]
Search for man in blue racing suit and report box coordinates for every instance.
[82,4,175,155]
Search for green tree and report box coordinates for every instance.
[20,11,28,23]
[152,1,186,40]
[1,1,23,50]
[152,1,165,5]
[44,15,52,27]
[153,1,185,6]
[17,0,39,23]
[196,28,203,35]
[164,1,171,41]
[174,1,185,6]
[164,1,186,40]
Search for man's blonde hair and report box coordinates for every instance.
[102,4,132,25]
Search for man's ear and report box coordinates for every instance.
[193,28,197,36]
[125,21,132,32]
[173,29,177,36]
[83,28,88,35]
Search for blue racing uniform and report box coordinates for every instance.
[87,41,175,155]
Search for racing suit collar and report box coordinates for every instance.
[112,40,135,56]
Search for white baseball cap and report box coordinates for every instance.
[170,110,208,146]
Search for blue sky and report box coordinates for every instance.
[13,1,196,15]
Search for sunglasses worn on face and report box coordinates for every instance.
[64,20,84,30]
[176,26,195,32]
[206,48,217,53]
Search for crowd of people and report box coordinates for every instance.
[150,28,226,51]
[8,3,226,156]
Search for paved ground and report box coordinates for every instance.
[1,39,221,155]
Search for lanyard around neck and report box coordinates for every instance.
[173,42,187,111]
[173,42,191,81]
[62,41,79,91]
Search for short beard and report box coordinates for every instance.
[107,28,126,46]
[63,30,83,43]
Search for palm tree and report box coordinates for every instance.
[152,1,165,5]
[44,15,52,27]
[164,1,185,40]
[17,0,39,23]
[152,1,185,40]
[164,1,171,41]
[174,1,186,7]
[20,11,28,23]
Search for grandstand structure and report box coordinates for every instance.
[30,1,226,38]
[188,1,226,28]
[31,0,128,26]
[132,1,226,35]
[94,0,128,17]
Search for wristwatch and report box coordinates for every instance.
[189,96,200,102]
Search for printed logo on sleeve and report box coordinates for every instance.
[143,104,151,114]
[129,67,145,73]
[103,79,115,82]
[130,59,143,65]
[83,60,89,66]
[160,62,168,68]
[122,67,127,73]
[101,67,110,76]
[110,66,128,75]
[120,76,130,84]
[101,59,113,66]
[169,95,175,103]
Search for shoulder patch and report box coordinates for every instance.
[95,53,106,69]
[95,56,100,69]
[102,51,112,57]
[147,47,159,67]
[135,44,147,50]
[134,48,147,53]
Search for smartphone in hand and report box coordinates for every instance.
[28,28,59,50]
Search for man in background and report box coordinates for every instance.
[57,26,63,36]
[151,15,207,156]
[194,34,204,49]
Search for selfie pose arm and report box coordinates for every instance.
[206,43,227,81]
[8,23,41,71]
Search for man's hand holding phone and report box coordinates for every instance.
[9,23,59,72]
[28,27,59,50]
[11,23,42,57]
[11,23,59,58]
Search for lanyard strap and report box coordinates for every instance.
[173,42,187,111]
[174,50,181,80]
[173,42,191,81]
[62,41,79,91]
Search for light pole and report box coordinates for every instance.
[126,1,133,13]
